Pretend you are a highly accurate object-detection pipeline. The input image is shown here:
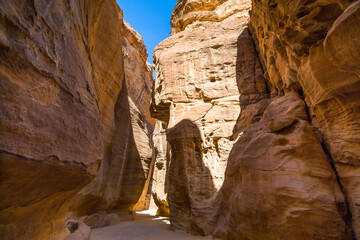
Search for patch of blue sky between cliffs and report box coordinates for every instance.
[117,0,177,65]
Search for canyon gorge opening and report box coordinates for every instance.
[0,0,360,240]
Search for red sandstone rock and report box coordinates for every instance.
[214,93,351,239]
[151,0,252,219]
[250,0,360,237]
[153,0,360,239]
[70,19,155,230]
[0,0,154,239]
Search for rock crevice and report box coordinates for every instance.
[151,0,360,239]
[0,0,155,239]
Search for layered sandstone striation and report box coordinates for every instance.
[0,0,154,239]
[71,17,155,228]
[122,21,155,126]
[249,0,360,238]
[153,0,360,239]
[1,0,359,239]
[151,0,251,221]
[214,92,352,239]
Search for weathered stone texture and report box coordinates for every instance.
[153,0,360,239]
[70,18,154,228]
[249,0,360,238]
[122,21,155,126]
[151,0,252,222]
[214,93,351,239]
[0,0,124,238]
[0,0,154,239]
[151,120,171,216]
[166,120,219,235]
[65,219,91,240]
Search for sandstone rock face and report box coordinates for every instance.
[153,0,360,239]
[250,0,360,238]
[214,93,351,239]
[122,21,155,212]
[70,16,154,227]
[151,120,170,217]
[122,21,155,126]
[72,82,153,219]
[0,0,154,239]
[151,0,251,221]
[166,120,219,235]
[0,0,122,238]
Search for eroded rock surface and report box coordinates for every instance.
[0,0,154,239]
[122,21,155,126]
[249,0,360,238]
[214,93,351,239]
[1,0,359,239]
[70,14,155,228]
[65,219,91,240]
[151,0,251,220]
[153,0,360,239]
[0,0,123,238]
[166,120,217,235]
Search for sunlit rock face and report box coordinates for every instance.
[0,0,122,239]
[122,23,155,213]
[210,27,351,239]
[0,0,154,239]
[122,21,155,127]
[151,0,251,230]
[249,0,360,238]
[70,14,155,229]
[153,0,360,239]
[214,93,351,239]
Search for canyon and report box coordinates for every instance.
[0,0,359,239]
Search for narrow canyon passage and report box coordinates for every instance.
[0,0,360,240]
[90,210,213,240]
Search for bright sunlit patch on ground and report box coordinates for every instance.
[91,208,213,240]
[135,209,170,223]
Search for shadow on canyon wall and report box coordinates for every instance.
[105,79,148,210]
[166,119,216,234]
[233,28,269,137]
[212,25,355,240]
[70,79,149,217]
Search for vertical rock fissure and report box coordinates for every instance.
[248,10,357,234]
[247,28,271,98]
[321,140,356,240]
[248,0,360,237]
[302,96,356,239]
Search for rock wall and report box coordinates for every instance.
[248,0,360,238]
[70,17,155,227]
[122,21,155,126]
[153,0,360,239]
[1,0,358,238]
[151,0,251,221]
[122,22,155,211]
[0,0,154,239]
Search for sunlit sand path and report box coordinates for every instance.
[90,210,214,240]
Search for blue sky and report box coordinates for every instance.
[117,0,177,64]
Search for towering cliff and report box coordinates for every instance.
[122,21,155,127]
[0,0,154,239]
[1,0,359,239]
[151,0,251,222]
[70,17,155,229]
[152,0,360,239]
[246,0,360,238]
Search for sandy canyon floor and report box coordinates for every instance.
[90,210,214,240]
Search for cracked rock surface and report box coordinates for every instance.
[151,0,252,224]
[152,0,360,239]
[0,0,154,239]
